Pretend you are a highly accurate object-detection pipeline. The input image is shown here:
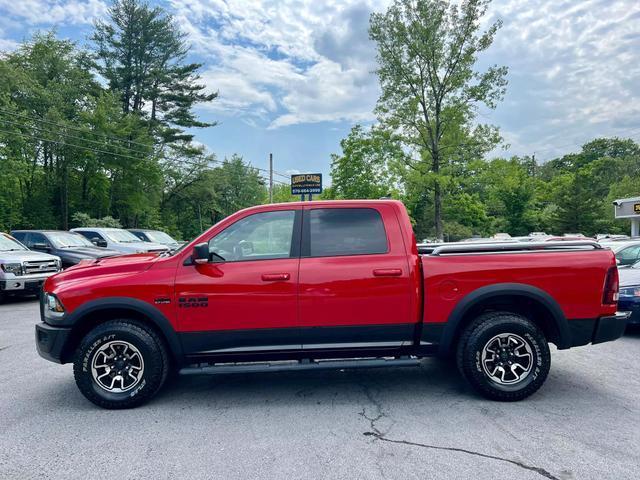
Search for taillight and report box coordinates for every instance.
[603,266,619,305]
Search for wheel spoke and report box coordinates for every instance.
[91,340,145,393]
[481,332,534,385]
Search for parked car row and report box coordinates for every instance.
[1,227,182,302]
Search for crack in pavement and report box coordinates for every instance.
[358,384,559,480]
[362,431,560,480]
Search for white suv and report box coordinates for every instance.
[0,233,61,301]
[71,227,169,254]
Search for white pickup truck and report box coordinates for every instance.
[0,233,61,302]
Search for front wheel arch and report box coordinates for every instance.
[60,299,182,365]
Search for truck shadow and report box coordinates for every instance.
[151,357,617,409]
[40,357,627,412]
[0,295,39,306]
[625,325,640,337]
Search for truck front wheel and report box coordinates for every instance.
[73,320,169,409]
[456,312,550,401]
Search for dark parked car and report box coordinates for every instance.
[618,262,640,327]
[128,228,181,250]
[11,230,121,268]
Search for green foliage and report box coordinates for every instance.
[160,155,267,240]
[71,212,122,228]
[329,129,640,238]
[330,125,403,199]
[92,0,217,143]
[369,0,507,239]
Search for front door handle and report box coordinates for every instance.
[373,268,403,277]
[261,273,291,281]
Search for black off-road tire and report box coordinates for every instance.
[456,312,550,401]
[73,320,169,409]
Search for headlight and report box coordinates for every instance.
[43,292,65,313]
[619,286,640,297]
[0,263,23,276]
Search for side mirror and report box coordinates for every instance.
[32,242,49,251]
[192,242,210,265]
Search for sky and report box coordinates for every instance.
[1,0,639,183]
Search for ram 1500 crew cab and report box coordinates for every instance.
[35,200,627,408]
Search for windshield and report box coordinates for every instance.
[144,230,177,244]
[103,229,142,243]
[610,242,639,253]
[47,232,94,248]
[0,234,27,251]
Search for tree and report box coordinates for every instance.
[0,33,103,229]
[330,125,403,199]
[481,157,537,235]
[92,0,217,144]
[369,0,507,239]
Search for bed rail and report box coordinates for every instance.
[418,240,604,256]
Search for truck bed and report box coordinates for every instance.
[418,240,617,325]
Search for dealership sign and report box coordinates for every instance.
[613,196,640,219]
[291,173,322,195]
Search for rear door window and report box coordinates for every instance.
[306,208,388,257]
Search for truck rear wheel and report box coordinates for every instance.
[73,320,169,409]
[456,312,550,401]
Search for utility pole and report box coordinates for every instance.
[532,153,536,177]
[269,153,273,203]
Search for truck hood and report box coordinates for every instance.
[45,252,161,288]
[117,241,168,252]
[0,250,60,262]
[57,247,121,259]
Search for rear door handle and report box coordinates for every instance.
[261,273,291,281]
[373,268,403,277]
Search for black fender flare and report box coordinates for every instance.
[60,297,183,362]
[438,283,571,355]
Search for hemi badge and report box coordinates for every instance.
[154,298,171,305]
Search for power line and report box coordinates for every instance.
[0,112,292,179]
[0,127,152,162]
[0,126,290,187]
[0,106,155,152]
[0,117,152,157]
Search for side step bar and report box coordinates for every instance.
[180,357,420,376]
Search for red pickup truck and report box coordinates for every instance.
[36,200,628,409]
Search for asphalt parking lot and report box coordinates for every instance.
[1,297,639,480]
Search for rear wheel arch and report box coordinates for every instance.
[60,298,182,365]
[440,283,570,356]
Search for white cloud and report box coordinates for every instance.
[0,0,108,25]
[170,0,385,128]
[483,0,640,159]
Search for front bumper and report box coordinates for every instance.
[35,322,72,364]
[1,273,55,293]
